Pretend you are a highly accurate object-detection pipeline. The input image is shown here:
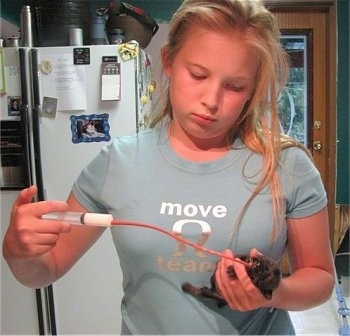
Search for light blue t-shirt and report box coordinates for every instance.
[72,125,327,335]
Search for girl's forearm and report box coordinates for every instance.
[267,268,334,311]
[4,252,58,288]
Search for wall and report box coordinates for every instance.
[336,0,350,204]
[1,0,181,26]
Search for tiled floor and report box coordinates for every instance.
[289,284,350,335]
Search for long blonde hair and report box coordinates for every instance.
[150,0,311,237]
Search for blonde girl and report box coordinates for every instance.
[4,0,334,334]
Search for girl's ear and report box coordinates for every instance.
[161,46,172,78]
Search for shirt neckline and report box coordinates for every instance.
[157,125,246,174]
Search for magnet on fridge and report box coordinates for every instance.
[100,60,121,101]
[41,97,58,119]
[0,48,5,93]
[119,42,139,61]
[70,113,111,144]
[40,60,53,75]
[7,96,21,116]
[73,48,90,65]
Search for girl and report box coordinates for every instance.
[3,0,334,334]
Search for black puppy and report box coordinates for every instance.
[182,255,281,308]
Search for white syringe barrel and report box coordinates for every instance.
[42,212,113,226]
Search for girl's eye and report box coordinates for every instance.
[190,72,206,80]
[225,83,244,92]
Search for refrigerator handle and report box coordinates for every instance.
[19,48,32,188]
[30,48,58,336]
[30,48,45,202]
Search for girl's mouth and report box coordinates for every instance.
[192,113,216,124]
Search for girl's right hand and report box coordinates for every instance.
[3,185,71,262]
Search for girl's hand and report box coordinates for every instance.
[215,249,268,311]
[3,185,71,261]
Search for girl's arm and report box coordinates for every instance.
[270,206,334,310]
[3,186,105,288]
[215,207,334,311]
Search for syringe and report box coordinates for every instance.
[42,212,113,226]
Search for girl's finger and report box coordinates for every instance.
[15,200,69,220]
[13,185,38,208]
[249,248,263,257]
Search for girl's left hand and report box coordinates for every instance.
[215,249,268,311]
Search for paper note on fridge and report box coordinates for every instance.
[39,54,87,111]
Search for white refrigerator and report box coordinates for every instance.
[0,44,153,334]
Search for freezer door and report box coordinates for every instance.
[0,47,32,189]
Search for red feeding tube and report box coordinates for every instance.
[110,219,250,267]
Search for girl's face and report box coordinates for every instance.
[162,24,259,150]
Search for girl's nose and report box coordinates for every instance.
[201,82,222,112]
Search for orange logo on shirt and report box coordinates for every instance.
[172,219,211,258]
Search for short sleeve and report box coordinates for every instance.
[72,145,111,213]
[280,148,327,218]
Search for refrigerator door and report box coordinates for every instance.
[31,45,151,334]
[0,47,32,189]
[1,191,40,335]
[32,45,142,201]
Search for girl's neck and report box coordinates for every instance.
[167,123,230,162]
